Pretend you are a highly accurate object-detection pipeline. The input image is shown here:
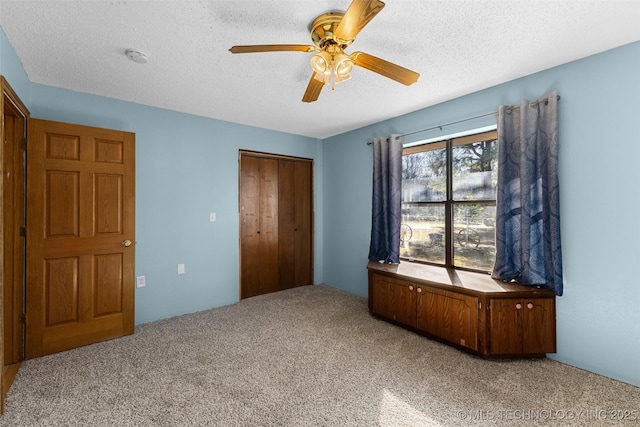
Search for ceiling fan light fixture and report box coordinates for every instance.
[310,51,331,75]
[334,52,354,79]
[228,0,419,103]
[310,49,353,87]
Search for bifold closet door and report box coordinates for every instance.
[278,159,312,290]
[240,155,279,299]
[239,152,313,299]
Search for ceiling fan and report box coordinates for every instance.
[229,0,420,103]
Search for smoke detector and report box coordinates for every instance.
[125,49,148,64]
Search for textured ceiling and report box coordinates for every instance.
[1,1,639,139]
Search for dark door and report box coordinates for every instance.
[240,154,279,299]
[1,77,28,412]
[240,152,313,299]
[278,158,313,290]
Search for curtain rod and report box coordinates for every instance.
[367,95,560,145]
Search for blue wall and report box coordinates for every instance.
[323,41,640,387]
[2,24,639,387]
[1,27,324,325]
[30,86,324,325]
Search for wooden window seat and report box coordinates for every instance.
[367,260,556,357]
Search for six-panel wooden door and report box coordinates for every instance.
[26,119,135,358]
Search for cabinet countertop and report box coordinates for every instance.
[367,260,555,297]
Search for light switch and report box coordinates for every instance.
[209,212,216,222]
[136,276,146,288]
[178,263,185,275]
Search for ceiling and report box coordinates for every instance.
[1,1,639,139]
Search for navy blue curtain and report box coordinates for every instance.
[368,135,403,264]
[492,92,563,295]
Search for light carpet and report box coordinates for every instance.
[1,285,638,426]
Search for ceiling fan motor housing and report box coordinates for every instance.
[310,12,353,49]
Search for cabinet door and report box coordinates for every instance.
[370,275,416,326]
[417,288,478,350]
[522,298,556,354]
[446,292,478,350]
[489,298,523,354]
[416,287,437,334]
[489,297,555,355]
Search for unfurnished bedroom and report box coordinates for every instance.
[0,0,639,425]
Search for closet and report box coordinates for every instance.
[239,151,313,299]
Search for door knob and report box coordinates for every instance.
[122,239,132,247]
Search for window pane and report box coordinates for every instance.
[402,147,446,202]
[452,138,497,200]
[401,204,445,264]
[453,204,496,271]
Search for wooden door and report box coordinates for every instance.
[417,289,478,350]
[370,274,395,320]
[370,274,416,325]
[3,100,26,367]
[1,76,29,413]
[240,155,279,299]
[522,298,556,354]
[278,159,312,290]
[26,119,135,358]
[489,298,522,355]
[416,287,436,333]
[240,152,313,299]
[437,291,477,350]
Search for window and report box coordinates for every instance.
[400,130,498,272]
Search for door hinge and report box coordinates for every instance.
[19,138,27,151]
[19,226,26,236]
[19,313,26,324]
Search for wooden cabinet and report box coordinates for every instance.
[368,261,556,357]
[240,152,313,299]
[489,297,555,355]
[370,272,478,351]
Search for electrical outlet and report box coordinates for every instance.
[136,276,146,288]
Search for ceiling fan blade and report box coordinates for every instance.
[302,74,324,103]
[334,0,385,43]
[351,52,420,86]
[229,44,316,54]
